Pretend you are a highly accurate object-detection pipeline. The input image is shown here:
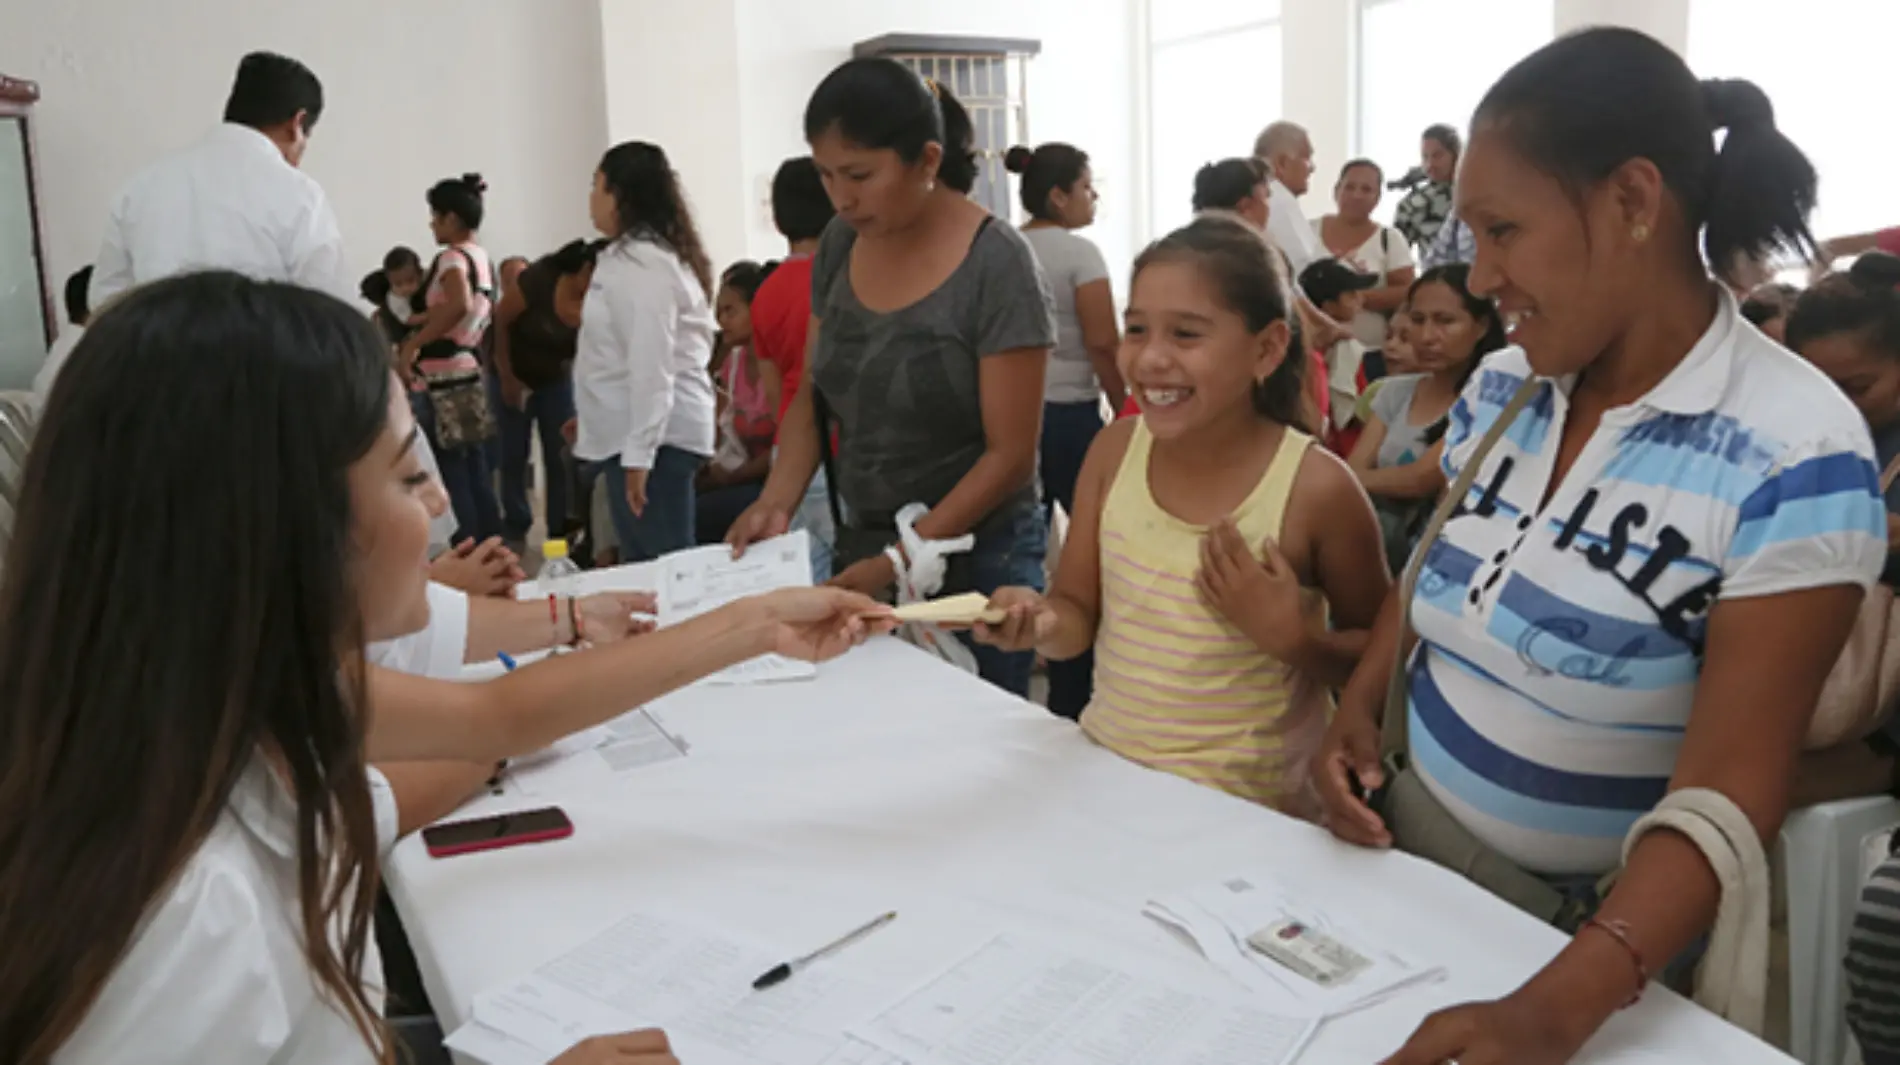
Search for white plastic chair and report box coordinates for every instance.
[1780,797,1900,1065]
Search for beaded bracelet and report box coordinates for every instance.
[1580,916,1649,1007]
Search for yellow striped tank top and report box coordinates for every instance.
[1081,420,1329,816]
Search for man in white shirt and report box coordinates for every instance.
[1254,121,1323,273]
[89,51,348,309]
[1253,121,1350,349]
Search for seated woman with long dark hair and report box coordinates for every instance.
[1,272,888,1065]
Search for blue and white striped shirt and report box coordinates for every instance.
[1408,291,1887,874]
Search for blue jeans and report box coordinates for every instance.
[1041,400,1104,720]
[696,480,764,545]
[413,392,502,543]
[497,379,576,541]
[591,446,705,562]
[956,502,1048,698]
[787,462,836,584]
[839,496,1046,698]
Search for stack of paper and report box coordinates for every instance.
[448,911,898,1065]
[1144,870,1444,1018]
[848,932,1317,1065]
[657,530,816,686]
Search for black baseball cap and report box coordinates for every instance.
[1299,257,1380,308]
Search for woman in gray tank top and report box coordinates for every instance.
[726,58,1057,698]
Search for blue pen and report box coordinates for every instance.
[488,654,517,793]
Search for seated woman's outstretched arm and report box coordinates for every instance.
[365,587,891,763]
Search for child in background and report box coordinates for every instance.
[365,246,425,345]
[1297,258,1381,455]
[1352,309,1417,430]
[977,215,1389,815]
[700,260,783,543]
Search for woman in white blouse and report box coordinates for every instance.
[573,141,719,562]
[1315,158,1417,350]
[1,272,889,1065]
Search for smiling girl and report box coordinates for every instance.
[977,215,1388,813]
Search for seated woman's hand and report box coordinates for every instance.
[576,591,658,644]
[971,587,1056,652]
[550,1030,680,1064]
[1311,697,1393,848]
[756,586,896,662]
[430,537,525,598]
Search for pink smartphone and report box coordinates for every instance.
[422,806,572,858]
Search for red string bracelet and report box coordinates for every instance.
[1580,917,1650,1007]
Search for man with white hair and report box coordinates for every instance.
[1253,121,1324,272]
[1254,121,1349,348]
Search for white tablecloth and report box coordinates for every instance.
[384,571,1790,1065]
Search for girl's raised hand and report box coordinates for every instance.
[1197,521,1307,662]
[972,587,1056,652]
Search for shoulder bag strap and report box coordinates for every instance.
[810,384,845,533]
[1881,451,1900,492]
[1381,376,1545,759]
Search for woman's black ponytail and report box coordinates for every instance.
[1699,78,1818,277]
[803,59,977,195]
[931,86,979,195]
[1473,27,1818,287]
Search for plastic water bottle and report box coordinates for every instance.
[541,538,583,651]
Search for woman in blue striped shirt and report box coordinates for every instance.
[1315,27,1886,1065]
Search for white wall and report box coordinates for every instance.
[597,0,751,278]
[729,0,1143,280]
[1556,0,1690,51]
[0,0,608,306]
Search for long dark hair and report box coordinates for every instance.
[804,58,980,195]
[0,272,394,1063]
[597,142,714,298]
[1473,26,1817,284]
[1132,215,1305,426]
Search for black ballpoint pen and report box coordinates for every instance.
[752,911,898,991]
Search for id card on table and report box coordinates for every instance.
[1246,918,1374,988]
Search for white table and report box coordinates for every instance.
[386,571,1791,1065]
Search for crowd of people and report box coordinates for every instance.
[13,22,1900,1065]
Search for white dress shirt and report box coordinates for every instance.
[367,581,471,677]
[572,234,717,469]
[90,123,349,309]
[1266,179,1322,274]
[55,582,472,1063]
[54,761,399,1065]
